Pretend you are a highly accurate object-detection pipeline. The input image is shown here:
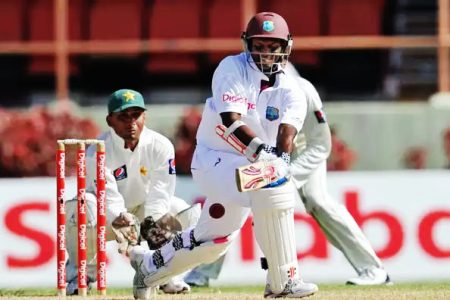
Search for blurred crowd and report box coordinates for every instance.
[445,128,450,169]
[403,128,450,169]
[327,127,357,171]
[2,106,449,177]
[173,107,202,175]
[0,107,99,177]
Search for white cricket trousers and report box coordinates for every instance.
[299,161,382,272]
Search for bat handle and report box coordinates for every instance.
[263,177,288,189]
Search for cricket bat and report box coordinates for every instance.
[236,160,288,192]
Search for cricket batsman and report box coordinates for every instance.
[128,12,318,298]
[184,60,392,287]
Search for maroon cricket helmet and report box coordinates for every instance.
[241,12,293,75]
[243,12,291,41]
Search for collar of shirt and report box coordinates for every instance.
[261,75,277,92]
[109,127,140,153]
[244,52,284,91]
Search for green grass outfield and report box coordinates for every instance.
[1,283,450,299]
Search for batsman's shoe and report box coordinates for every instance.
[264,279,318,298]
[161,276,191,294]
[346,267,393,286]
[130,246,156,300]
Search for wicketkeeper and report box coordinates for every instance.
[64,89,200,299]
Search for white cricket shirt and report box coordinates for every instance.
[86,127,176,225]
[284,63,332,187]
[196,52,307,152]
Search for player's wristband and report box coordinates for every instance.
[279,152,291,164]
[262,145,278,155]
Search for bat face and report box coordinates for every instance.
[236,161,285,192]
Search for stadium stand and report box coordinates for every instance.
[384,0,437,99]
[79,0,145,93]
[327,0,385,35]
[259,0,322,67]
[146,0,201,74]
[207,0,243,66]
[0,0,28,105]
[0,0,442,104]
[321,0,387,98]
[27,0,82,75]
[89,0,143,40]
[0,0,25,41]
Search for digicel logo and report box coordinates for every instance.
[4,202,54,267]
[238,191,450,261]
[4,200,114,269]
[2,191,450,268]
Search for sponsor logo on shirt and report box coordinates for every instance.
[222,93,248,104]
[168,159,176,174]
[314,110,327,123]
[266,106,279,121]
[247,103,256,110]
[113,165,127,181]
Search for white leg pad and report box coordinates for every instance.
[175,203,202,230]
[250,182,299,294]
[65,192,99,282]
[143,230,236,288]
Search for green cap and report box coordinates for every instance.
[108,89,146,113]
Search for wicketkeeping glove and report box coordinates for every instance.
[140,213,182,250]
[111,212,140,256]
